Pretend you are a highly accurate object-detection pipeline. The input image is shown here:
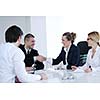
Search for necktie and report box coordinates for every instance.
[27,49,30,54]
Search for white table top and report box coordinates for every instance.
[34,68,100,83]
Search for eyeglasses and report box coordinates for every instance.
[87,38,93,41]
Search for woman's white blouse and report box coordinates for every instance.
[0,43,41,83]
[82,46,100,72]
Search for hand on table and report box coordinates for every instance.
[40,73,48,80]
[84,67,92,73]
[71,66,77,71]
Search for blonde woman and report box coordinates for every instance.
[72,31,100,73]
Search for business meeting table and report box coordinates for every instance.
[32,67,100,83]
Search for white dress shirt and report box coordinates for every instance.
[0,43,41,83]
[25,47,31,54]
[25,47,37,62]
[64,46,70,67]
[79,46,100,72]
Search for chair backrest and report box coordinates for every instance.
[77,41,91,54]
[77,41,91,66]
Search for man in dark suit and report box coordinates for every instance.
[19,33,46,71]
[52,32,80,70]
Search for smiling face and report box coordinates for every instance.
[87,31,100,47]
[62,36,71,48]
[25,37,35,49]
[87,37,94,47]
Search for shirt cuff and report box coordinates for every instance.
[34,57,37,62]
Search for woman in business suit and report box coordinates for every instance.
[52,32,80,70]
[72,31,100,72]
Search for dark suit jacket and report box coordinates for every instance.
[19,44,44,70]
[52,44,80,69]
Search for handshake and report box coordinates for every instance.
[36,55,52,65]
[36,55,47,62]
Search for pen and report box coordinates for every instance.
[89,66,92,71]
[89,66,91,68]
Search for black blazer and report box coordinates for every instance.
[52,44,80,69]
[19,44,44,70]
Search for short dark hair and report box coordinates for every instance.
[5,25,23,42]
[24,33,35,42]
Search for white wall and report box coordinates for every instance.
[1,16,100,59]
[46,16,65,58]
[30,16,47,56]
[63,16,100,45]
[0,16,47,57]
[0,16,30,44]
[46,16,100,58]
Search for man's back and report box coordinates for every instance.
[0,43,24,82]
[0,25,47,83]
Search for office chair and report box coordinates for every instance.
[77,41,91,66]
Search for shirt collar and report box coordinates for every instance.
[64,44,71,52]
[24,46,31,53]
[90,45,100,52]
